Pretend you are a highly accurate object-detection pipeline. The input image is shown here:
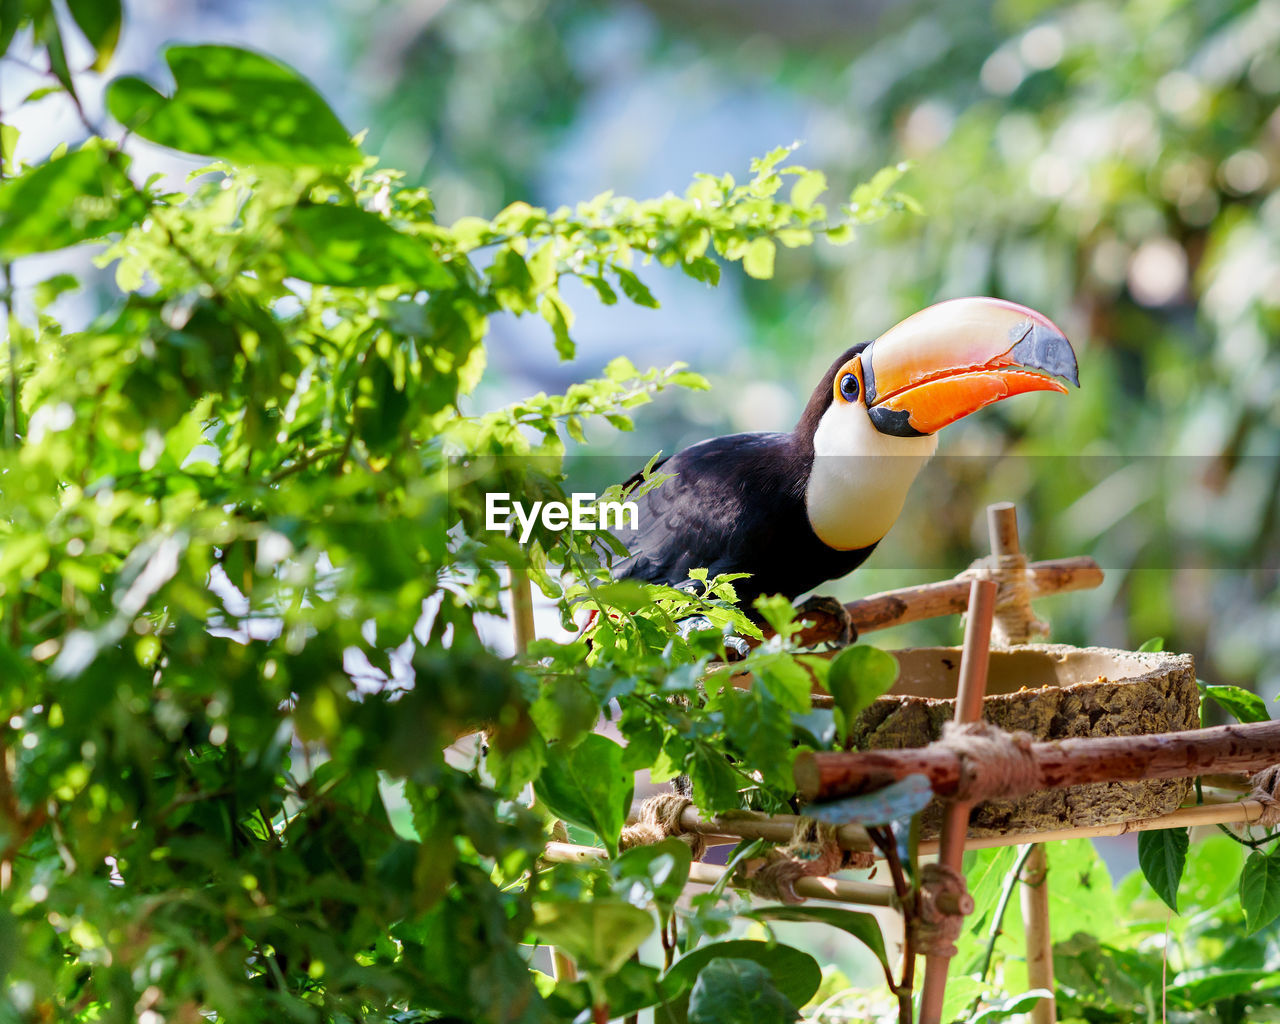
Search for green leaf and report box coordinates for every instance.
[0,0,24,56]
[1203,684,1269,723]
[826,645,899,743]
[1166,969,1280,1007]
[1241,848,1280,935]
[715,686,794,791]
[1137,636,1164,652]
[789,169,827,210]
[106,45,360,169]
[1137,828,1188,913]
[824,223,855,245]
[611,838,692,916]
[0,144,145,258]
[747,651,813,712]
[0,123,16,176]
[616,267,659,308]
[660,940,820,1023]
[540,293,575,360]
[687,959,799,1024]
[961,845,1018,940]
[542,960,664,1020]
[749,904,889,972]
[67,0,122,71]
[532,899,653,975]
[688,742,743,813]
[968,989,1054,1023]
[534,733,633,857]
[279,203,454,289]
[685,256,720,286]
[34,272,79,308]
[21,85,62,105]
[37,11,76,99]
[742,237,776,279]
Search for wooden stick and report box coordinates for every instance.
[510,567,536,655]
[921,797,1271,852]
[1020,843,1055,1024]
[540,841,897,907]
[920,578,997,1024]
[767,556,1102,646]
[986,502,1056,1023]
[848,557,1102,636]
[640,796,1270,857]
[795,719,1280,803]
[550,798,1270,894]
[987,501,1020,562]
[633,804,876,852]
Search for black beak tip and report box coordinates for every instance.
[1010,322,1080,388]
[868,405,927,438]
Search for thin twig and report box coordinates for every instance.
[868,825,915,1024]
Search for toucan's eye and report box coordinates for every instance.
[839,372,860,402]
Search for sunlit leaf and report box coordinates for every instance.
[279,203,455,289]
[826,644,898,744]
[0,144,144,258]
[534,733,633,857]
[106,45,360,168]
[67,0,122,70]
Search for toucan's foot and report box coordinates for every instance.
[677,615,750,662]
[797,595,855,647]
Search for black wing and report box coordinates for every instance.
[610,432,872,604]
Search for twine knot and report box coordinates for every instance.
[960,552,1048,645]
[942,720,1039,803]
[1248,765,1280,829]
[740,818,850,904]
[909,862,973,958]
[619,794,706,860]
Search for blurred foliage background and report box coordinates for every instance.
[3,0,1278,1018]
[13,0,1279,694]
[339,0,1280,697]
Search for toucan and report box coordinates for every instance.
[611,297,1078,640]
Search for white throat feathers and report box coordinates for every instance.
[804,399,938,551]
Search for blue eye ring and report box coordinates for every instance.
[839,372,859,402]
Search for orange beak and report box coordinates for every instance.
[862,297,1079,437]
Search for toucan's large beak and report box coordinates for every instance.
[863,296,1079,437]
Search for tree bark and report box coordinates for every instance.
[795,719,1280,802]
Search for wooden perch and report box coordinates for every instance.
[632,791,1273,857]
[772,555,1102,647]
[540,840,896,906]
[795,719,1280,803]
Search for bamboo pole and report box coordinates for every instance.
[794,719,1280,804]
[924,797,1270,852]
[636,792,1268,856]
[919,578,997,1024]
[635,805,876,853]
[545,797,1273,914]
[986,502,1056,1024]
[540,841,897,906]
[512,571,578,981]
[1019,843,1054,1024]
[510,567,537,655]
